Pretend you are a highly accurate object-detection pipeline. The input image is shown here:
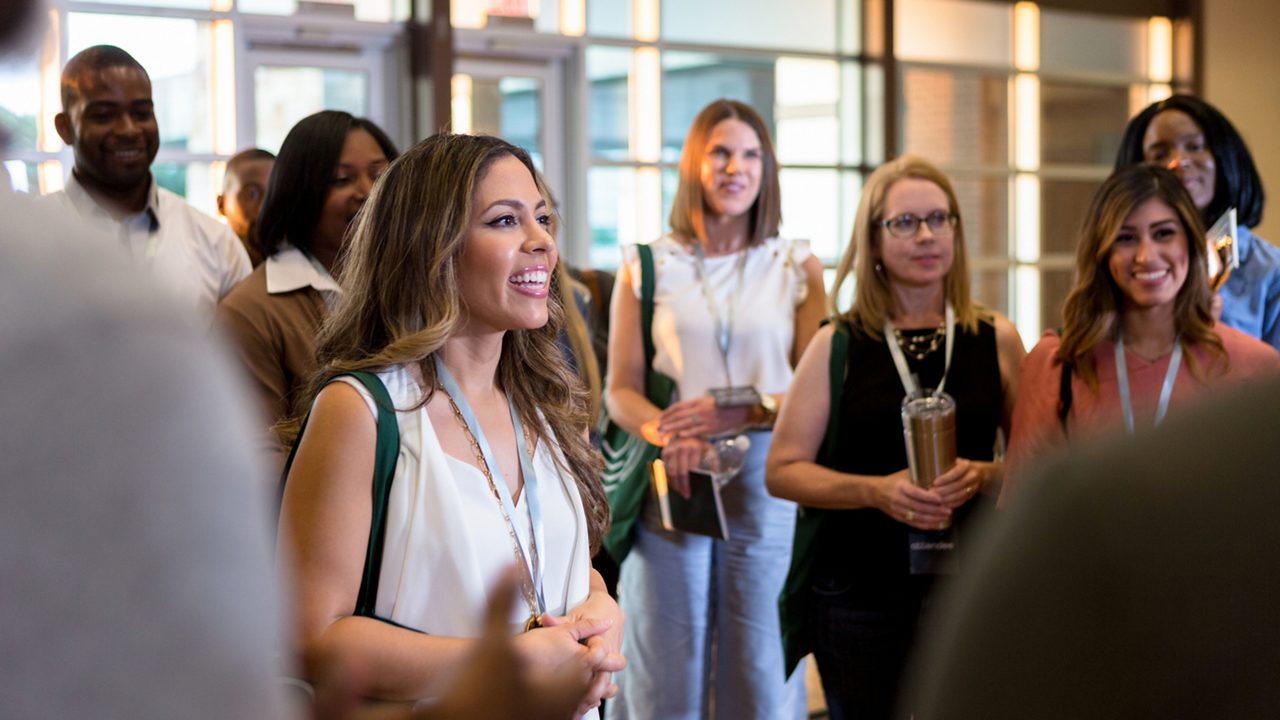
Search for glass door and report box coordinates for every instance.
[452,58,563,205]
[237,16,399,153]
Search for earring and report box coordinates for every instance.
[875,261,883,273]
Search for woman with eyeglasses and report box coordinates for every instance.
[1116,94,1280,349]
[1001,164,1279,505]
[766,155,1025,720]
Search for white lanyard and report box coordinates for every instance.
[691,241,750,388]
[884,303,955,396]
[1114,335,1182,434]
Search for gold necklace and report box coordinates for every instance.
[441,389,544,632]
[894,324,945,361]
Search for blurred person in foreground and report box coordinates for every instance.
[218,147,275,266]
[277,133,623,717]
[911,377,1280,718]
[48,44,250,321]
[766,155,1024,720]
[218,111,397,468]
[1001,164,1279,505]
[1116,94,1280,348]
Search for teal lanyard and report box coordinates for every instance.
[1114,335,1182,434]
[433,356,546,617]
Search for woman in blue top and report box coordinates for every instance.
[1116,95,1280,348]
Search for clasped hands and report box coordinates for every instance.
[518,590,626,716]
[878,459,986,531]
[641,397,749,499]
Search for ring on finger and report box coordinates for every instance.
[906,509,915,522]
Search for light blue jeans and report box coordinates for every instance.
[607,431,807,720]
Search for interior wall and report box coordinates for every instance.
[1203,0,1280,243]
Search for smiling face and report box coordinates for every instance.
[1107,197,1190,313]
[457,154,557,336]
[312,128,389,255]
[699,118,764,220]
[877,177,956,289]
[57,64,159,195]
[1142,109,1217,212]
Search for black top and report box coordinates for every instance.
[812,317,1003,607]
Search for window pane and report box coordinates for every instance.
[458,74,543,169]
[153,161,220,217]
[1041,8,1146,78]
[254,66,368,153]
[662,0,837,53]
[1041,269,1074,334]
[902,67,1008,167]
[837,171,862,264]
[587,0,631,38]
[3,160,40,194]
[864,63,885,166]
[662,51,776,164]
[588,165,635,269]
[1040,82,1128,166]
[67,13,214,154]
[1041,179,1101,256]
[780,168,840,262]
[587,46,631,161]
[840,62,863,166]
[775,58,838,165]
[951,175,1008,260]
[661,167,678,235]
[895,0,1012,67]
[0,62,39,152]
[973,269,1008,316]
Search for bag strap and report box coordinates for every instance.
[1057,359,1074,438]
[638,242,657,368]
[1053,328,1073,438]
[820,319,851,465]
[280,370,400,618]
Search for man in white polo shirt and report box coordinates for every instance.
[48,44,250,321]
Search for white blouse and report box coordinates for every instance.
[624,234,812,402]
[335,366,594,636]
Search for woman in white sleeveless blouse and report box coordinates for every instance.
[278,134,623,718]
[605,99,827,720]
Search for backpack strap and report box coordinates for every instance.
[780,317,852,677]
[1057,359,1074,438]
[638,242,657,369]
[820,319,851,465]
[280,370,400,619]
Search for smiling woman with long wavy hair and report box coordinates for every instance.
[277,133,622,718]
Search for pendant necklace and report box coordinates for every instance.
[435,355,547,632]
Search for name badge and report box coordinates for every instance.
[709,386,761,407]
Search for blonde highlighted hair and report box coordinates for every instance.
[284,133,608,550]
[1058,163,1224,389]
[831,155,980,337]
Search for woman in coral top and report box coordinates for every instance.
[1002,164,1279,505]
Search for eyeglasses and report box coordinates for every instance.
[879,211,958,239]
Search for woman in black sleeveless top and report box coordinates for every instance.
[766,156,1025,720]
